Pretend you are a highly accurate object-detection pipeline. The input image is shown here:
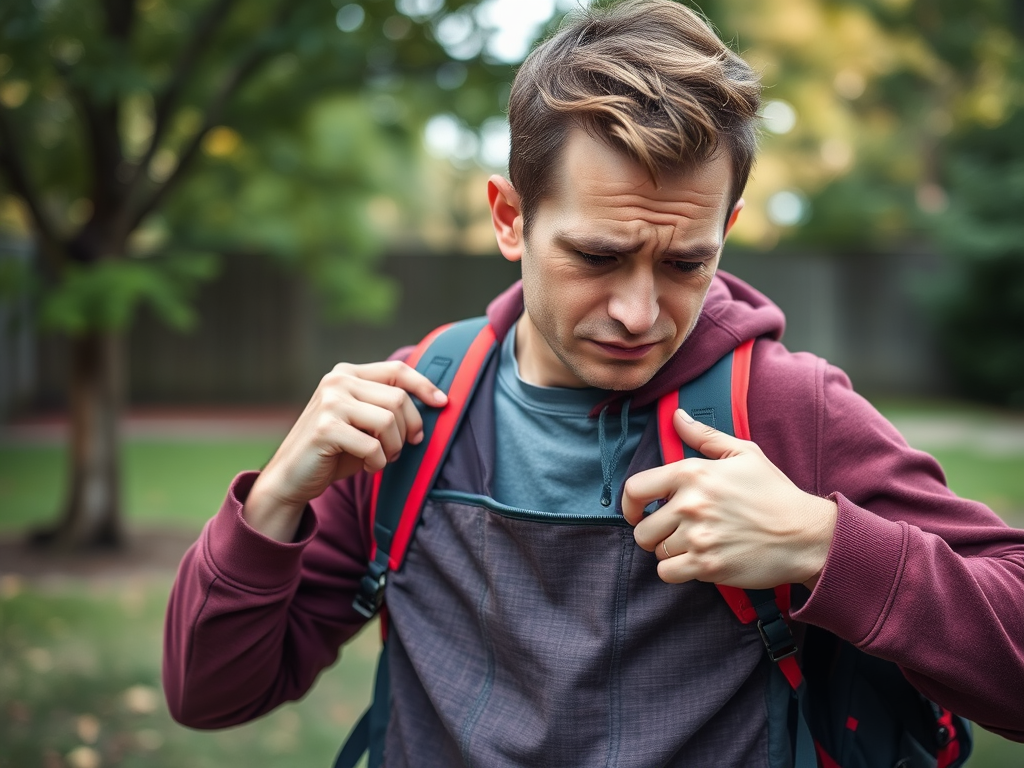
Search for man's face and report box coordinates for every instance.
[493,128,736,391]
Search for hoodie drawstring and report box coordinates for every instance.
[598,399,632,508]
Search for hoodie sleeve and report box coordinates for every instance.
[162,469,375,728]
[750,346,1024,741]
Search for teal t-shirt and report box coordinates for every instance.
[491,323,649,516]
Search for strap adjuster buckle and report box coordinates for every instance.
[757,617,798,662]
[352,561,387,619]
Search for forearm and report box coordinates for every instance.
[163,472,372,728]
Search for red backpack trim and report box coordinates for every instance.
[655,339,802,690]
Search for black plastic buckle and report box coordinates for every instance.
[757,617,798,662]
[352,561,387,619]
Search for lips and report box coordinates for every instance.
[590,340,660,359]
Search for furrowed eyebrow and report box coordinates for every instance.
[556,233,721,261]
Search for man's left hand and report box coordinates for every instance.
[622,409,837,590]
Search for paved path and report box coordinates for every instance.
[888,414,1024,456]
[1,407,300,445]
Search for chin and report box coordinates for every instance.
[576,363,660,392]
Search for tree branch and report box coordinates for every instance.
[0,101,64,265]
[127,0,239,201]
[128,1,298,230]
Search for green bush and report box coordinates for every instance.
[924,111,1024,408]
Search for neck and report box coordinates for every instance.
[514,312,586,388]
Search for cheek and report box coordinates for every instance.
[525,262,587,324]
[665,290,707,334]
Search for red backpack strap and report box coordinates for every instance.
[352,317,497,619]
[654,340,803,684]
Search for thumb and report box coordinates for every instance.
[673,409,745,460]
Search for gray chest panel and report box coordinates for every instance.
[384,494,778,768]
[376,356,788,768]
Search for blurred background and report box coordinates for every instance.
[1,0,1023,765]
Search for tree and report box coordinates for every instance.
[0,0,515,548]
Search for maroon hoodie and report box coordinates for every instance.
[164,271,1024,760]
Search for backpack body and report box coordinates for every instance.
[337,317,972,768]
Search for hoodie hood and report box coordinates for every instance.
[485,270,786,414]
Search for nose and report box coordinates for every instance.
[607,267,659,336]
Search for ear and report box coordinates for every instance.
[488,175,525,263]
[724,198,744,239]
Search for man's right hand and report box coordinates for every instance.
[243,361,448,542]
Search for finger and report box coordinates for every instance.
[673,409,746,460]
[656,553,702,584]
[654,535,688,562]
[347,377,422,447]
[632,500,693,552]
[328,421,389,475]
[344,401,405,462]
[621,465,680,526]
[356,361,448,410]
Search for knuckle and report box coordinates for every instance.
[321,368,353,392]
[319,387,341,409]
[320,371,338,389]
[695,552,723,580]
[623,475,641,499]
[365,450,387,472]
[387,390,407,412]
[331,362,354,377]
[688,524,715,553]
[378,409,397,432]
[688,461,710,482]
[313,412,337,440]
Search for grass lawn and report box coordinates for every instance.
[924,448,1024,526]
[0,578,379,768]
[0,439,281,534]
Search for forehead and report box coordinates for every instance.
[536,128,733,241]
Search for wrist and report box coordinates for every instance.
[800,495,838,591]
[243,471,308,543]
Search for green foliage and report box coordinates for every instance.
[37,253,218,334]
[919,112,1024,407]
[792,0,1024,248]
[0,0,515,334]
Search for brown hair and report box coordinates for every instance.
[508,0,761,230]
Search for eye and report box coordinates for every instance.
[667,260,706,274]
[576,251,615,267]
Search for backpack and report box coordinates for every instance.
[335,316,973,768]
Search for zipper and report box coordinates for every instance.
[428,489,631,527]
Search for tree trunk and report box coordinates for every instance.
[31,331,125,549]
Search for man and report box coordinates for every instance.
[164,1,1024,765]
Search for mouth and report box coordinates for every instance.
[589,340,661,360]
